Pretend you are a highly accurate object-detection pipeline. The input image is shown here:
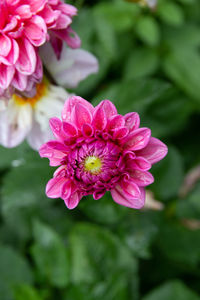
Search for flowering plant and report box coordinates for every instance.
[0,0,198,299]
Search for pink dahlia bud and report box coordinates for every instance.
[0,0,80,96]
[39,96,168,210]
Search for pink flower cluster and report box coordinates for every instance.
[40,96,168,210]
[0,0,80,96]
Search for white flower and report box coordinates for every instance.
[0,80,70,150]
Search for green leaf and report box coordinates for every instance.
[177,0,196,4]
[93,10,117,59]
[157,1,184,26]
[176,182,200,219]
[93,79,171,116]
[0,246,33,300]
[151,146,184,200]
[163,48,200,103]
[66,273,129,300]
[79,193,127,225]
[1,151,51,213]
[136,16,160,46]
[124,48,159,80]
[141,86,194,137]
[1,151,52,241]
[69,223,138,285]
[73,8,95,50]
[0,143,31,170]
[93,78,193,138]
[14,285,42,300]
[120,211,161,259]
[143,280,200,300]
[31,220,69,288]
[164,25,200,52]
[93,2,139,32]
[157,221,200,267]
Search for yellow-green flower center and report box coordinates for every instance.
[84,156,102,174]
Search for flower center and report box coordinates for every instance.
[84,156,102,174]
[13,81,48,107]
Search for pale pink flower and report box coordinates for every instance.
[40,43,99,88]
[0,0,80,97]
[39,96,168,210]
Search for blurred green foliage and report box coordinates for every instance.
[0,0,200,299]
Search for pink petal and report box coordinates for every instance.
[95,100,117,119]
[112,127,129,140]
[24,15,47,47]
[64,191,80,209]
[5,39,19,65]
[82,123,94,137]
[15,38,36,75]
[49,35,63,59]
[15,5,32,19]
[29,0,47,13]
[0,3,7,29]
[123,128,151,151]
[57,4,77,16]
[53,27,81,49]
[92,105,107,130]
[61,179,72,200]
[120,179,141,199]
[111,182,145,209]
[49,117,64,140]
[39,5,60,25]
[136,137,168,164]
[48,0,59,4]
[39,143,66,166]
[0,34,11,57]
[126,157,151,171]
[124,112,140,132]
[32,52,43,80]
[2,16,18,33]
[93,190,105,200]
[129,170,154,187]
[53,165,66,178]
[62,121,78,137]
[46,176,66,198]
[47,140,69,152]
[62,96,94,122]
[108,115,125,130]
[0,64,15,89]
[71,103,92,129]
[12,71,28,91]
[54,14,72,30]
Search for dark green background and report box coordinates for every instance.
[0,0,200,299]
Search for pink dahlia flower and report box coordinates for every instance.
[0,0,80,96]
[39,96,168,210]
